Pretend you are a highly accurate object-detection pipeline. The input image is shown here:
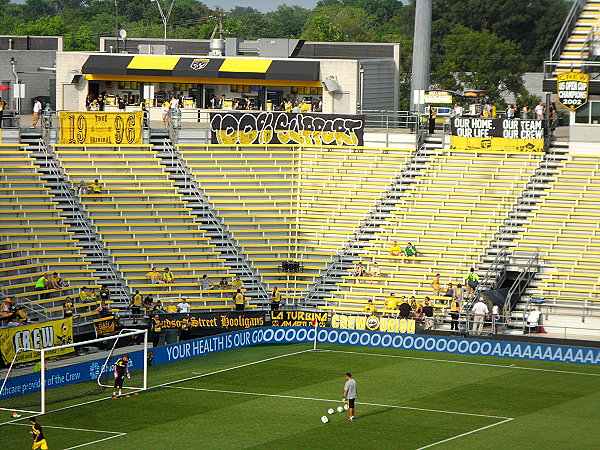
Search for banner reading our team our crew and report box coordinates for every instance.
[58,111,143,145]
[0,317,73,364]
[450,118,545,152]
[209,111,365,146]
[270,310,328,327]
[158,311,265,337]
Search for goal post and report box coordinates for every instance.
[0,329,148,416]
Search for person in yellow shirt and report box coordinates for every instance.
[231,275,244,289]
[389,241,402,259]
[129,290,143,324]
[271,286,281,311]
[48,272,63,290]
[233,289,245,311]
[146,267,163,284]
[431,273,441,297]
[165,300,179,313]
[363,299,376,314]
[79,287,92,303]
[87,179,102,202]
[162,267,175,290]
[383,293,398,316]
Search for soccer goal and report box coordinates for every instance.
[0,329,148,415]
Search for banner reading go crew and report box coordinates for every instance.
[58,111,143,145]
[0,317,74,364]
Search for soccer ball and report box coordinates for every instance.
[321,415,329,424]
[344,404,349,411]
[337,406,344,413]
[328,408,335,414]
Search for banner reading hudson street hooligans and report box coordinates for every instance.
[450,118,544,152]
[58,111,143,145]
[209,112,365,146]
[159,311,265,337]
[0,317,73,364]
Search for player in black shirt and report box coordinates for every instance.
[29,417,48,450]
[112,354,130,398]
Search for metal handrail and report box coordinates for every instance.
[503,249,540,318]
[549,0,588,66]
[159,139,270,303]
[467,248,508,307]
[36,139,130,301]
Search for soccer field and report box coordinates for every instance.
[2,342,600,449]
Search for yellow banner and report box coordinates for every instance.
[58,111,143,145]
[331,314,416,334]
[0,318,73,364]
[450,136,544,152]
[557,72,589,111]
[93,316,115,337]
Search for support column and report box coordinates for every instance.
[410,0,432,114]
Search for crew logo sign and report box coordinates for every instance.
[557,72,589,110]
[190,58,210,70]
[209,112,365,146]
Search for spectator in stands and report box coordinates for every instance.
[35,273,50,299]
[48,272,64,290]
[409,296,419,312]
[535,101,545,119]
[79,286,92,303]
[367,261,380,282]
[428,105,436,134]
[506,104,515,119]
[404,242,418,258]
[383,293,398,316]
[162,268,175,288]
[353,262,366,283]
[180,314,191,341]
[1,297,15,323]
[96,300,111,318]
[491,302,500,334]
[398,298,412,319]
[63,297,75,318]
[150,314,163,347]
[129,290,143,324]
[177,298,191,313]
[413,301,424,321]
[231,275,244,289]
[198,274,215,295]
[363,299,376,314]
[271,287,282,311]
[87,179,102,202]
[522,104,530,119]
[99,285,111,303]
[88,99,100,111]
[471,297,489,335]
[77,180,87,196]
[465,268,480,297]
[389,241,402,258]
[449,297,461,331]
[32,99,42,128]
[444,283,455,304]
[423,297,435,330]
[165,300,178,313]
[455,283,464,307]
[233,289,245,311]
[514,104,520,119]
[218,277,229,290]
[13,306,28,325]
[453,103,464,117]
[88,288,98,303]
[143,293,154,313]
[161,100,170,127]
[431,273,441,297]
[146,267,163,284]
[151,300,165,314]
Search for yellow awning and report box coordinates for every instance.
[127,56,180,70]
[219,59,272,73]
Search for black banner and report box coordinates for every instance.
[159,311,266,337]
[450,118,544,152]
[270,310,329,327]
[209,112,365,146]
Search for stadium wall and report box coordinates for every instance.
[2,328,599,400]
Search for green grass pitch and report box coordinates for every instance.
[2,342,599,449]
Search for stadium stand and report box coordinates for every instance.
[0,145,103,326]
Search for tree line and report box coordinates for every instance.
[0,0,569,107]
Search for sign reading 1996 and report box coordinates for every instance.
[58,112,143,145]
[557,72,589,111]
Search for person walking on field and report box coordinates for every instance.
[343,372,357,421]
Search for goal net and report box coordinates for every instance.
[0,329,147,415]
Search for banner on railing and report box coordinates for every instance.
[450,118,544,152]
[331,314,416,334]
[93,316,116,337]
[209,111,365,146]
[158,311,265,337]
[0,317,73,364]
[58,111,143,145]
[270,310,328,327]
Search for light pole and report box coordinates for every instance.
[150,0,175,40]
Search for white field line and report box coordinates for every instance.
[318,349,600,377]
[163,385,510,420]
[416,418,514,449]
[7,422,127,450]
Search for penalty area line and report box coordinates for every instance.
[416,418,514,449]
[163,385,511,420]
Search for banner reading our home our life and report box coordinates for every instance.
[209,111,365,146]
[58,111,143,145]
[450,118,545,152]
[0,317,73,364]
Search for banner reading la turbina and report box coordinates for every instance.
[159,311,266,337]
[209,111,365,146]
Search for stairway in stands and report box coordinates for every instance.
[22,131,129,303]
[551,0,599,75]
[150,130,269,303]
